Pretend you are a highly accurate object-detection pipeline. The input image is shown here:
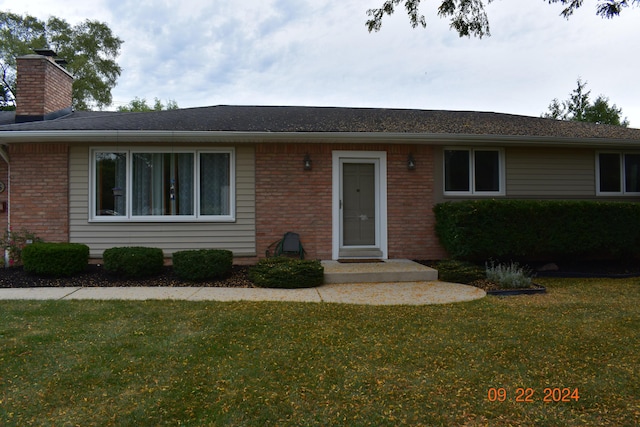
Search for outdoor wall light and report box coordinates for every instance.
[303,154,312,171]
[407,153,416,170]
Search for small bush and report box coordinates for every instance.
[172,249,233,282]
[103,246,164,278]
[435,259,485,284]
[22,242,89,277]
[249,257,324,289]
[485,261,533,289]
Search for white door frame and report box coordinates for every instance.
[332,151,387,259]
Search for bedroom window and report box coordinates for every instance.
[597,152,640,195]
[444,148,504,195]
[92,149,234,221]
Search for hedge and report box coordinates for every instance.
[103,246,164,278]
[172,249,233,282]
[434,200,640,261]
[22,242,89,277]
[249,257,324,289]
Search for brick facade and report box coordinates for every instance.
[256,143,334,260]
[8,144,69,242]
[386,145,447,260]
[255,143,447,261]
[0,159,7,237]
[16,55,73,118]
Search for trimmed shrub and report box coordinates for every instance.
[22,242,89,277]
[249,257,324,289]
[173,249,233,282]
[103,246,164,278]
[434,200,640,261]
[435,259,485,284]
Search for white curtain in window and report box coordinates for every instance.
[114,153,127,215]
[177,153,194,215]
[133,153,195,216]
[200,153,230,215]
[133,153,156,216]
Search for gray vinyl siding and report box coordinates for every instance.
[506,147,595,198]
[434,146,599,202]
[69,144,256,258]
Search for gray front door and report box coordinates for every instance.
[342,162,376,247]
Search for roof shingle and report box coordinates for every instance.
[1,105,640,141]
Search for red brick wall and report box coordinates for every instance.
[16,55,73,117]
[0,159,8,236]
[256,143,333,260]
[255,143,448,260]
[386,145,447,260]
[8,144,69,242]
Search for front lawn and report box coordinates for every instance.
[0,278,638,426]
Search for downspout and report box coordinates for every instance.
[0,145,8,164]
[0,145,8,268]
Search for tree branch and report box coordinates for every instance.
[368,0,638,38]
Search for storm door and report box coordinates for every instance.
[342,163,376,246]
[332,150,387,259]
[332,152,387,259]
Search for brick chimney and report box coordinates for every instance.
[15,49,73,123]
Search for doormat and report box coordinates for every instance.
[337,259,384,263]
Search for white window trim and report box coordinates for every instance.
[596,151,640,196]
[89,147,236,222]
[443,147,505,196]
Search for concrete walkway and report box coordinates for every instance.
[0,281,485,305]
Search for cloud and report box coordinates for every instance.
[1,0,638,126]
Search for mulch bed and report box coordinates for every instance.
[417,259,640,293]
[1,259,638,289]
[468,279,547,293]
[531,259,640,278]
[0,264,255,289]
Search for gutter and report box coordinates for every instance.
[1,130,640,148]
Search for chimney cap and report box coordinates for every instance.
[33,48,57,57]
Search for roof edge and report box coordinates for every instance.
[1,130,640,148]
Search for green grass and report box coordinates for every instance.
[0,278,638,426]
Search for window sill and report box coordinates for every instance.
[89,216,236,223]
[443,192,505,197]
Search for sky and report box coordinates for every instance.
[1,0,639,127]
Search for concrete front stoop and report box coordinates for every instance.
[321,259,438,284]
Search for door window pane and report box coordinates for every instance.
[343,163,376,246]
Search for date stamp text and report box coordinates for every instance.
[487,387,580,403]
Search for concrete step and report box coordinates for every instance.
[321,259,438,284]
